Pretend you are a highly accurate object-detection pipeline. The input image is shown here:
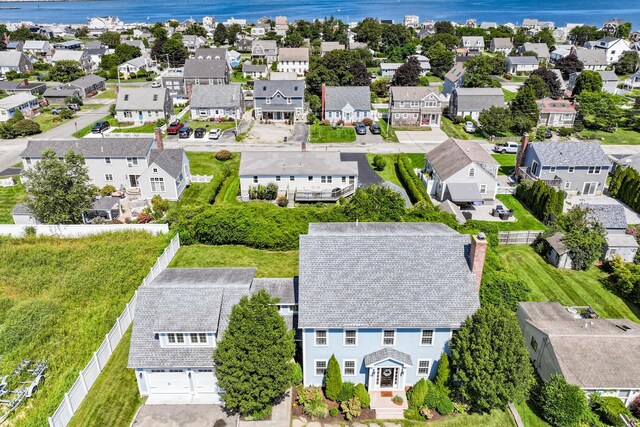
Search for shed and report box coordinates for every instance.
[545,232,573,269]
[604,233,639,263]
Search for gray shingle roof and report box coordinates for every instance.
[298,222,480,329]
[69,74,105,89]
[390,86,443,102]
[278,47,309,62]
[598,70,618,81]
[522,42,550,58]
[242,63,268,73]
[579,204,628,230]
[184,57,227,79]
[21,138,154,158]
[190,84,242,109]
[453,87,504,111]
[324,86,371,111]
[606,233,639,248]
[491,38,513,49]
[0,51,25,67]
[546,232,567,254]
[43,87,80,98]
[527,142,610,167]
[91,196,120,211]
[116,87,167,111]
[253,80,305,98]
[574,48,607,66]
[506,56,540,65]
[364,348,413,367]
[444,62,465,83]
[239,151,358,176]
[251,278,297,304]
[426,138,498,181]
[148,149,186,180]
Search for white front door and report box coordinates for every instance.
[148,370,191,394]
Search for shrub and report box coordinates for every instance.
[329,407,339,417]
[391,395,404,404]
[630,394,640,418]
[403,408,423,420]
[407,378,428,409]
[337,382,355,402]
[434,353,451,396]
[100,185,116,196]
[23,226,37,237]
[156,118,167,127]
[244,406,271,420]
[557,127,573,137]
[591,395,630,427]
[65,96,83,106]
[248,183,279,201]
[291,362,303,385]
[59,109,74,120]
[215,150,232,161]
[354,383,370,408]
[276,195,288,207]
[515,179,564,223]
[420,406,435,419]
[539,374,588,427]
[434,394,454,415]
[14,119,41,136]
[340,397,362,420]
[109,104,116,116]
[136,212,152,223]
[304,398,328,419]
[325,355,342,401]
[397,155,431,206]
[535,127,547,141]
[373,155,387,171]
[463,115,473,123]
[363,117,373,127]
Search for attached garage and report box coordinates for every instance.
[147,370,191,394]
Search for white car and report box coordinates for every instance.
[208,128,222,140]
[493,141,519,154]
[464,121,476,133]
[150,81,161,88]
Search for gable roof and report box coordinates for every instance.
[52,50,85,62]
[527,142,610,167]
[239,151,357,176]
[0,92,37,109]
[522,42,550,58]
[364,348,412,367]
[444,62,465,83]
[69,73,105,89]
[506,56,540,65]
[278,47,309,62]
[148,149,186,179]
[492,38,513,49]
[426,138,499,181]
[536,98,576,113]
[598,70,618,81]
[574,48,607,66]
[190,84,242,109]
[21,138,154,158]
[183,57,227,79]
[0,51,28,67]
[242,63,268,73]
[194,47,228,60]
[23,40,49,50]
[116,87,167,111]
[453,87,504,111]
[298,222,480,329]
[390,86,444,102]
[253,80,305,98]
[324,86,371,111]
[579,204,628,229]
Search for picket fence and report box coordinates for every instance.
[498,230,543,245]
[48,234,181,427]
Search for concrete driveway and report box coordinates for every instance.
[395,127,448,144]
[355,130,384,145]
[132,405,236,427]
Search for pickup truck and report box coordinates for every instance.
[166,121,184,135]
[493,141,519,154]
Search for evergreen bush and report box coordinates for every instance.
[324,355,342,401]
[354,383,370,408]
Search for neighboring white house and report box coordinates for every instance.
[138,149,191,201]
[0,92,40,122]
[190,84,244,120]
[449,87,505,121]
[22,40,53,57]
[518,302,640,407]
[51,50,93,72]
[118,56,151,79]
[461,36,484,53]
[322,86,371,125]
[506,56,539,74]
[238,151,358,202]
[572,47,607,71]
[623,70,640,90]
[277,48,309,75]
[87,16,124,32]
[490,38,513,54]
[380,62,403,78]
[242,62,268,79]
[592,37,631,64]
[115,87,173,124]
[425,138,500,204]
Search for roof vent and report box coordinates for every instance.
[477,232,486,240]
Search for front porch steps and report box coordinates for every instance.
[375,407,406,419]
[370,390,407,420]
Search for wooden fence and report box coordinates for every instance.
[48,234,181,427]
[498,230,543,245]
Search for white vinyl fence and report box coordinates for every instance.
[0,178,16,187]
[48,234,181,427]
[0,224,168,237]
[190,175,214,183]
[498,230,543,245]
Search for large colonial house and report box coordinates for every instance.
[253,80,306,122]
[388,86,446,127]
[322,86,372,125]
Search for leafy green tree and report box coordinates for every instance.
[615,50,639,75]
[576,90,626,131]
[213,290,295,417]
[74,26,89,38]
[163,34,188,67]
[49,60,85,83]
[615,22,632,39]
[463,56,502,88]
[342,184,406,222]
[511,84,539,126]
[353,18,383,50]
[555,55,584,79]
[435,21,455,34]
[530,28,555,48]
[450,305,533,412]
[392,56,421,86]
[213,23,227,45]
[24,149,92,224]
[573,70,602,95]
[480,266,530,311]
[305,49,373,96]
[552,206,607,271]
[426,41,455,77]
[531,67,563,98]
[114,43,142,63]
[98,31,121,48]
[422,33,460,50]
[380,23,415,51]
[226,24,243,44]
[569,25,606,45]
[371,78,389,97]
[434,353,451,395]
[100,53,123,70]
[539,374,589,426]
[478,106,513,136]
[185,23,207,37]
[324,355,342,401]
[284,28,304,47]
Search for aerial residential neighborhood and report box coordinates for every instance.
[0,9,640,427]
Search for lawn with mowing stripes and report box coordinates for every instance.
[0,182,26,223]
[498,245,640,322]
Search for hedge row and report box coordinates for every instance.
[207,165,231,204]
[609,166,640,213]
[515,180,564,223]
[396,155,432,207]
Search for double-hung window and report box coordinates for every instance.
[150,177,165,192]
[420,329,434,346]
[417,359,431,376]
[190,333,208,344]
[468,167,475,177]
[344,330,357,346]
[167,333,184,344]
[315,330,328,346]
[315,360,327,376]
[105,174,113,181]
[127,157,138,167]
[382,330,395,346]
[343,360,356,376]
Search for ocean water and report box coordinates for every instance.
[0,0,638,27]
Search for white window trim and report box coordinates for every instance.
[468,167,475,177]
[314,329,328,347]
[549,166,556,173]
[105,174,113,181]
[381,329,396,347]
[342,359,357,376]
[314,359,328,376]
[568,166,575,173]
[564,181,571,189]
[420,329,434,346]
[343,329,358,346]
[416,359,432,377]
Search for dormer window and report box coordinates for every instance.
[190,333,208,344]
[153,94,158,101]
[124,94,129,101]
[167,333,184,344]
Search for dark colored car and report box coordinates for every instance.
[194,127,205,138]
[91,121,110,133]
[166,121,184,135]
[355,122,367,135]
[545,129,553,139]
[178,127,192,138]
[370,123,381,134]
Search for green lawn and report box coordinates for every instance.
[0,233,166,426]
[94,88,116,99]
[216,175,240,204]
[492,153,516,176]
[365,153,426,187]
[378,118,398,142]
[112,123,157,133]
[174,152,240,205]
[0,182,26,224]
[187,151,238,175]
[441,117,483,140]
[68,328,143,427]
[580,128,640,145]
[189,120,237,131]
[494,195,546,231]
[73,115,119,138]
[309,124,356,143]
[502,88,517,102]
[32,110,72,132]
[498,245,640,322]
[170,245,299,278]
[387,409,515,426]
[515,401,550,427]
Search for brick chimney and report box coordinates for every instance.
[23,78,29,88]
[515,132,529,172]
[114,84,119,98]
[186,83,193,102]
[321,83,326,120]
[470,232,488,289]
[154,128,164,150]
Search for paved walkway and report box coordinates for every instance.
[292,420,403,427]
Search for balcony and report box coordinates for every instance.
[517,167,562,188]
[294,184,355,202]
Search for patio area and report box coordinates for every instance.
[459,203,518,222]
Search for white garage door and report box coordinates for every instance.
[193,369,219,396]
[148,370,191,394]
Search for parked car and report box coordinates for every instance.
[178,127,192,138]
[166,121,183,135]
[370,123,381,134]
[150,81,161,88]
[91,120,110,133]
[208,128,222,140]
[464,121,476,133]
[493,141,519,154]
[66,103,81,111]
[355,122,367,135]
[194,127,205,138]
[545,129,553,139]
[51,108,62,115]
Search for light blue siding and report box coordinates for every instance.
[303,327,452,389]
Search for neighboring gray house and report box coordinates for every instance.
[320,41,345,56]
[490,38,513,54]
[442,62,465,96]
[517,302,640,406]
[138,149,191,201]
[242,62,268,79]
[43,86,82,104]
[66,74,106,98]
[380,62,403,78]
[115,87,173,123]
[322,86,371,124]
[425,138,500,203]
[162,48,231,96]
[572,47,607,71]
[51,49,93,72]
[567,70,619,94]
[517,141,611,195]
[579,204,638,262]
[190,84,244,120]
[253,80,306,121]
[519,42,550,61]
[0,93,40,122]
[536,98,576,128]
[251,40,278,64]
[449,87,505,121]
[388,86,447,127]
[182,35,207,51]
[506,56,539,74]
[461,36,484,53]
[0,80,46,96]
[410,54,431,75]
[0,51,33,74]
